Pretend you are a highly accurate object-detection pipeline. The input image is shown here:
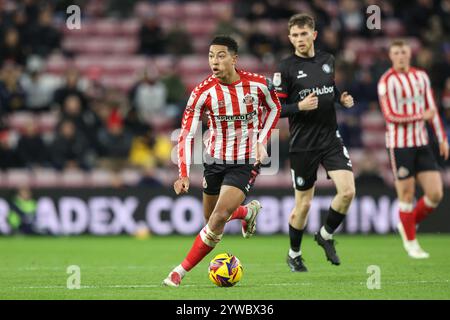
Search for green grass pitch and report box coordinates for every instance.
[1,234,449,299]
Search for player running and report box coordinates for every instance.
[275,14,355,272]
[377,40,448,259]
[163,36,281,287]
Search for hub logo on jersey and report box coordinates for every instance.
[273,72,281,86]
[299,85,334,99]
[242,94,256,105]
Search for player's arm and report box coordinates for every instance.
[378,77,426,124]
[422,72,449,159]
[274,63,316,117]
[256,79,281,163]
[175,89,206,194]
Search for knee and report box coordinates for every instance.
[211,209,231,225]
[338,186,356,204]
[295,200,312,216]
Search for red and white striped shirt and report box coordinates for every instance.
[377,67,447,148]
[178,69,281,178]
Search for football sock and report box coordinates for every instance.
[323,207,346,235]
[174,265,187,278]
[289,224,304,254]
[289,248,301,259]
[320,226,333,240]
[414,196,438,224]
[399,202,415,240]
[181,224,222,271]
[227,206,248,221]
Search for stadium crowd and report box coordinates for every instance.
[0,0,449,187]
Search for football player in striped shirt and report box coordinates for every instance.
[163,36,281,287]
[377,39,449,259]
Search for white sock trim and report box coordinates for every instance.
[320,226,333,240]
[200,225,223,247]
[399,201,413,212]
[289,249,301,258]
[424,196,439,208]
[174,265,187,277]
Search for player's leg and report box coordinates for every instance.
[163,185,245,287]
[413,146,444,225]
[390,147,429,259]
[224,163,262,238]
[314,141,355,265]
[286,151,318,272]
[203,193,219,223]
[313,169,355,265]
[287,186,315,272]
[415,171,443,224]
[393,177,431,258]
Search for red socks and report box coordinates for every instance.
[228,206,248,221]
[181,225,222,271]
[414,196,437,224]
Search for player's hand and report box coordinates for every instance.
[298,92,318,111]
[255,142,268,166]
[340,91,354,108]
[423,109,436,121]
[439,140,449,160]
[174,177,190,195]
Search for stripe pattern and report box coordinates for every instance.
[377,67,446,148]
[178,70,281,177]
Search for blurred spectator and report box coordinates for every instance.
[129,127,172,169]
[85,66,106,101]
[129,67,168,124]
[355,151,386,187]
[50,119,91,170]
[7,187,38,235]
[138,14,166,55]
[20,55,61,112]
[0,62,26,112]
[97,110,133,171]
[215,6,242,38]
[53,68,88,111]
[0,129,20,169]
[247,21,281,59]
[0,28,26,66]
[28,8,61,57]
[138,167,163,188]
[16,120,47,168]
[338,0,364,35]
[165,24,194,56]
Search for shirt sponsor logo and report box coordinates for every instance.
[215,110,257,122]
[297,70,308,78]
[299,85,334,99]
[273,72,282,86]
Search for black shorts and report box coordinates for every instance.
[289,140,353,191]
[203,160,260,196]
[387,146,439,180]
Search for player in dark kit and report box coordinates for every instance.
[275,14,355,272]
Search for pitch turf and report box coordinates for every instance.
[0,234,449,300]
